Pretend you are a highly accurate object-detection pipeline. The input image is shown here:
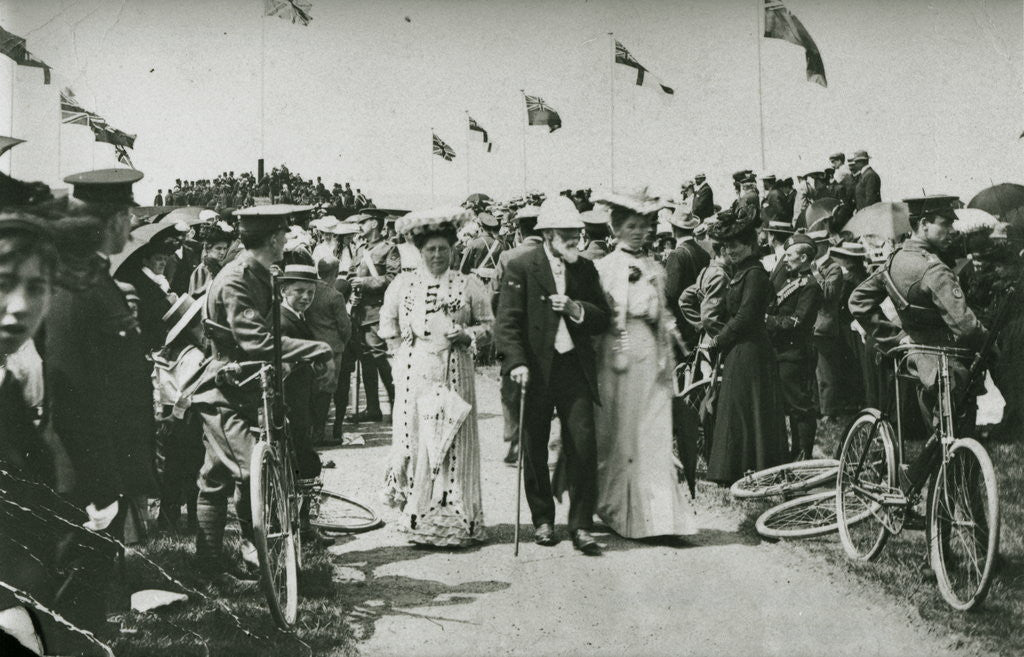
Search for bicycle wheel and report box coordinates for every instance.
[755,491,848,539]
[679,378,714,465]
[309,489,383,534]
[836,410,898,562]
[730,459,839,500]
[250,442,299,629]
[928,438,1000,611]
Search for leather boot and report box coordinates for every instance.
[794,417,818,461]
[195,502,226,570]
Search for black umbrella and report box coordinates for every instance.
[967,183,1024,218]
[465,193,491,205]
[110,222,188,274]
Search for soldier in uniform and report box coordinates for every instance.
[190,207,333,579]
[460,211,503,273]
[44,169,158,631]
[767,232,824,460]
[848,196,986,486]
[348,212,401,422]
[664,208,710,349]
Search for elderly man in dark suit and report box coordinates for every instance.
[495,197,611,555]
[850,150,881,210]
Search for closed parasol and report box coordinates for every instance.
[844,201,911,240]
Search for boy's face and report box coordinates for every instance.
[283,281,316,313]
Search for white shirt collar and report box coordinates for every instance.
[141,266,171,293]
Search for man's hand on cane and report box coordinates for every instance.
[510,365,529,387]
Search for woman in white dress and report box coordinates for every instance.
[380,207,490,546]
[591,191,698,539]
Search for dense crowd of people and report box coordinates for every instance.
[1,149,1022,654]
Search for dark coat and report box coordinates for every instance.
[166,241,201,296]
[45,265,157,507]
[692,183,715,219]
[494,245,611,401]
[811,257,846,337]
[664,239,710,342]
[117,267,174,351]
[854,166,882,210]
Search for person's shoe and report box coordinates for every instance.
[240,540,260,571]
[534,523,557,546]
[503,442,519,465]
[572,529,601,556]
[351,410,383,423]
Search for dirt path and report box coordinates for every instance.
[320,367,984,657]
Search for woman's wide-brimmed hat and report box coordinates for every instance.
[535,196,584,231]
[395,206,474,237]
[162,293,204,346]
[592,187,667,217]
[709,210,758,242]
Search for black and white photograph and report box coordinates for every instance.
[1,0,1022,655]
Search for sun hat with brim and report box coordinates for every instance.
[344,212,379,225]
[766,220,796,235]
[535,196,584,231]
[514,205,541,221]
[395,206,474,238]
[309,216,340,232]
[667,206,699,230]
[829,242,868,259]
[162,293,204,346]
[278,263,318,283]
[323,221,360,236]
[592,188,667,217]
[580,209,610,226]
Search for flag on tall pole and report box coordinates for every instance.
[614,40,674,95]
[433,132,455,161]
[763,0,827,87]
[0,25,52,84]
[60,88,92,125]
[468,116,493,152]
[60,87,137,158]
[524,94,561,132]
[264,0,313,25]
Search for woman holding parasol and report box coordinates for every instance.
[379,206,491,547]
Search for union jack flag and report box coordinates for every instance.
[524,95,561,132]
[60,88,92,125]
[60,87,137,156]
[114,145,134,167]
[614,40,674,95]
[432,133,455,161]
[265,0,313,25]
[468,116,493,152]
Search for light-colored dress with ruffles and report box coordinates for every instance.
[379,268,490,546]
[594,247,698,539]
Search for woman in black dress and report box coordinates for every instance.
[706,212,787,485]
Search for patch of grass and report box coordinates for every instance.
[729,416,1024,657]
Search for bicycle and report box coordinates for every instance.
[673,341,722,469]
[835,343,1000,611]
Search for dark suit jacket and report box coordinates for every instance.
[117,267,174,351]
[692,183,715,219]
[494,246,611,401]
[854,167,882,210]
[664,239,710,342]
[45,268,156,507]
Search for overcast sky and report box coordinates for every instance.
[2,0,1022,209]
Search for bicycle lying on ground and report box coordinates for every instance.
[835,343,999,611]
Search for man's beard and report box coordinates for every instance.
[551,238,579,264]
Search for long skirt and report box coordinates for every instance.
[708,336,787,485]
[595,320,697,538]
[383,342,485,546]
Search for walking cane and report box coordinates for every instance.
[514,379,526,557]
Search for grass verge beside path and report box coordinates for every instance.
[724,417,1024,657]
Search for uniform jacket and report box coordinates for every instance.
[491,235,543,299]
[494,245,611,401]
[811,256,846,337]
[45,264,157,506]
[350,238,401,326]
[767,268,823,361]
[680,259,729,342]
[854,166,882,211]
[664,238,711,343]
[460,232,503,273]
[692,182,715,219]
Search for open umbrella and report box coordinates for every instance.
[967,183,1024,218]
[359,208,411,218]
[844,201,910,240]
[465,193,491,206]
[805,197,840,232]
[110,222,188,274]
[157,206,207,227]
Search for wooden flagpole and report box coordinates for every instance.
[430,128,436,204]
[260,6,266,162]
[609,32,615,191]
[520,90,527,195]
[465,110,471,197]
[756,0,767,172]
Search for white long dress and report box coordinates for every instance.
[379,268,490,546]
[594,247,698,538]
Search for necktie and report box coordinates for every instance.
[551,257,574,354]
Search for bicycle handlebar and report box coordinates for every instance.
[886,344,974,359]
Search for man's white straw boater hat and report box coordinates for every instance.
[395,206,474,237]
